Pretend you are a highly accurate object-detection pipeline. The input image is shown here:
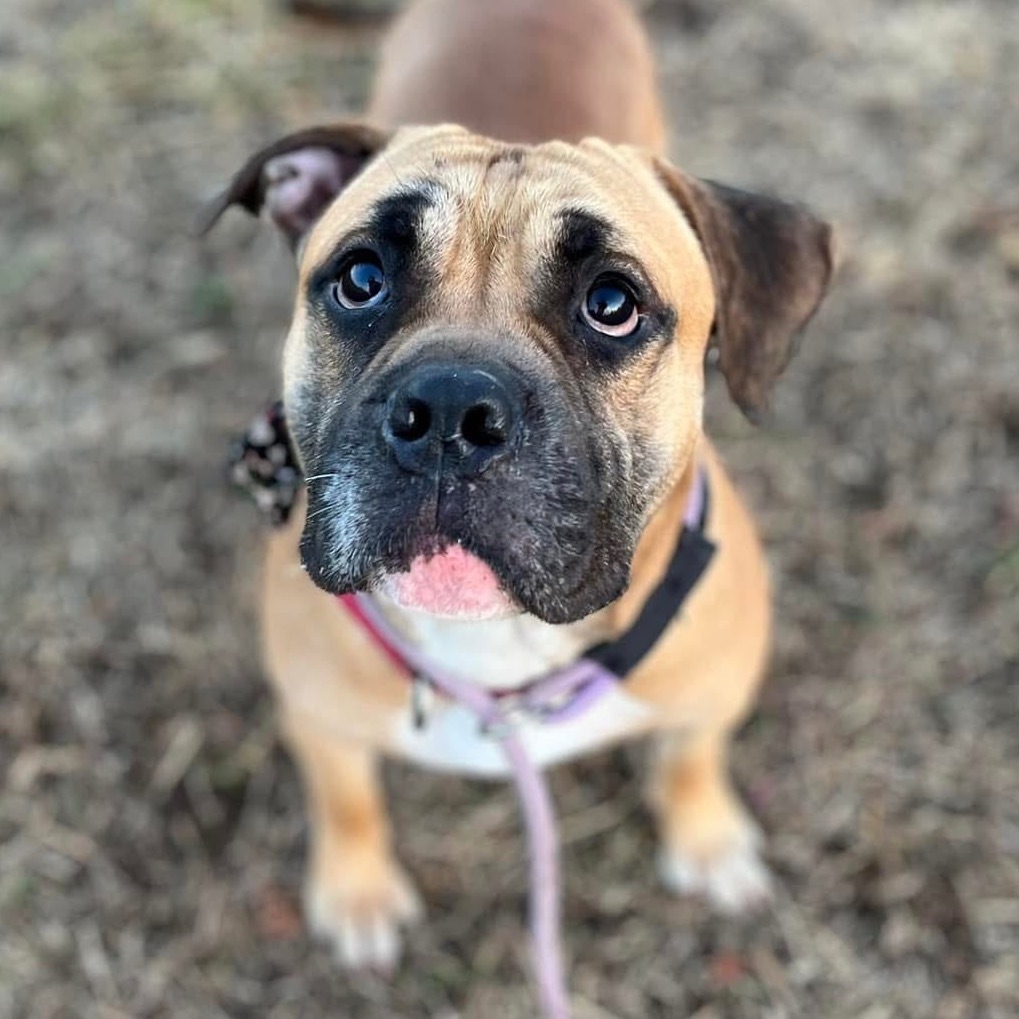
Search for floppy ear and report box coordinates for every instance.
[654,160,835,420]
[197,121,391,250]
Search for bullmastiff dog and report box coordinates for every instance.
[204,0,833,976]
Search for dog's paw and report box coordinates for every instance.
[657,819,772,915]
[304,855,422,971]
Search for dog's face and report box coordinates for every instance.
[286,128,717,624]
[205,124,833,624]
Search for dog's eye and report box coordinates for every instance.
[581,276,641,337]
[332,252,387,309]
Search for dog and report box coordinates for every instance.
[203,0,833,976]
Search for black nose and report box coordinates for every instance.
[383,364,521,476]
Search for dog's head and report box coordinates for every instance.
[204,124,833,624]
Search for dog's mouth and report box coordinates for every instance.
[376,543,519,620]
[297,451,648,624]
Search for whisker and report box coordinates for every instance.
[303,473,340,484]
[304,504,334,523]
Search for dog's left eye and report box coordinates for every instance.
[331,252,388,309]
[581,276,641,338]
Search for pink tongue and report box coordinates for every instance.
[383,545,515,619]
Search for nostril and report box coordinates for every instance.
[461,401,508,448]
[391,397,431,441]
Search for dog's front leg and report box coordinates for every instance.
[284,718,421,970]
[648,726,772,914]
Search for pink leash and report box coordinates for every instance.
[349,593,573,1018]
[340,469,708,1019]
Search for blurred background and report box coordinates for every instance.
[1,0,1016,1016]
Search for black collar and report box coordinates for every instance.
[584,478,714,678]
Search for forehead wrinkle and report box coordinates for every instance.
[475,161,532,300]
[460,156,527,260]
[422,158,531,313]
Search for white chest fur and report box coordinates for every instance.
[378,602,654,778]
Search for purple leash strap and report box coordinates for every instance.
[499,728,569,1019]
[683,463,707,530]
[355,594,573,1019]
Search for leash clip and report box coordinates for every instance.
[411,674,435,730]
[479,699,529,741]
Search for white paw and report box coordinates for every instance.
[304,860,422,971]
[658,825,772,914]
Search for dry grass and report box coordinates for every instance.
[1,0,1017,1016]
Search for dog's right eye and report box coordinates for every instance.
[331,251,388,309]
[581,275,641,338]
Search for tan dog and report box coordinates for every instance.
[205,0,833,973]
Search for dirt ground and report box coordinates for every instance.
[1,0,1017,1016]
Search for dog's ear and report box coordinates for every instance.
[197,121,391,250]
[654,159,835,420]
